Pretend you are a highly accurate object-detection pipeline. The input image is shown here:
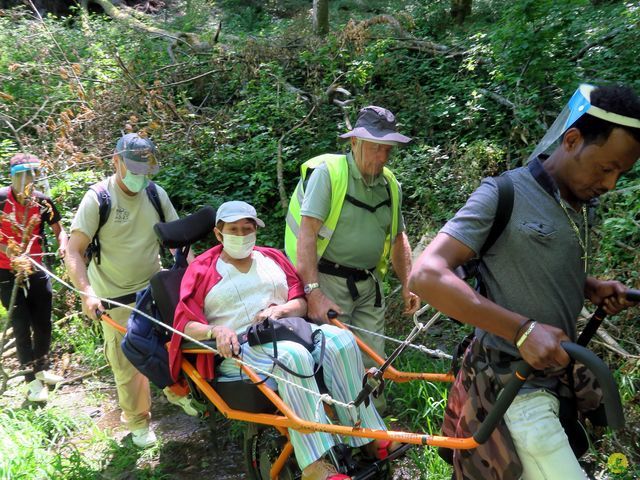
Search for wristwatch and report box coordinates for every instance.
[304,282,320,295]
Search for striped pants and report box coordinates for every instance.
[217,324,386,470]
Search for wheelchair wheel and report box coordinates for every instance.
[244,423,299,480]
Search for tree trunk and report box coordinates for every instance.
[312,0,329,36]
[450,0,472,24]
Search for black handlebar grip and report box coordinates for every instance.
[561,342,624,430]
[576,306,606,346]
[473,361,533,444]
[626,289,640,302]
[473,342,624,444]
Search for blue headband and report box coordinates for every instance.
[10,163,40,176]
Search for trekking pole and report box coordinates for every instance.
[576,288,640,347]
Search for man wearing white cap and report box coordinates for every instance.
[285,106,420,411]
[409,85,640,479]
[66,133,181,448]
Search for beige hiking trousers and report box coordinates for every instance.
[101,304,151,432]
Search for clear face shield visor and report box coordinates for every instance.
[528,84,640,162]
[10,162,42,198]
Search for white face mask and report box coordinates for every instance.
[222,232,256,259]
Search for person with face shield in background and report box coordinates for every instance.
[65,133,182,448]
[285,106,421,413]
[0,153,67,402]
[169,201,398,480]
[409,84,640,479]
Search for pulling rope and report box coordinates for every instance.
[25,256,360,419]
[344,315,452,360]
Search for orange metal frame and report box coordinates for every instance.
[101,313,472,480]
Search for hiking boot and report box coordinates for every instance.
[163,387,200,417]
[131,426,157,448]
[27,379,48,403]
[35,370,64,385]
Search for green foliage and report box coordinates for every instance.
[1,0,640,477]
[0,407,95,479]
[387,352,450,433]
[409,445,453,480]
[56,314,106,369]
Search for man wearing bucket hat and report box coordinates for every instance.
[66,133,181,447]
[409,85,640,479]
[0,153,67,403]
[285,106,420,411]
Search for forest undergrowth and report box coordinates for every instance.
[0,0,639,478]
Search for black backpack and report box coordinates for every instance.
[449,175,514,371]
[453,175,514,287]
[85,181,166,264]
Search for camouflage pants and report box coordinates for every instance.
[441,338,523,480]
[441,338,603,480]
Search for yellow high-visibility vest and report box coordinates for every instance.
[284,154,399,277]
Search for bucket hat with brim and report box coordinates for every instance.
[339,106,411,144]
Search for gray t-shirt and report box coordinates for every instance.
[300,153,404,269]
[441,161,588,363]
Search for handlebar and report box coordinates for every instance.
[626,288,640,302]
[473,342,624,444]
[577,288,640,346]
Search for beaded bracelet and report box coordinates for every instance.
[516,321,537,349]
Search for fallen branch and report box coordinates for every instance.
[2,347,16,359]
[91,0,183,43]
[155,68,227,89]
[571,25,631,62]
[478,88,516,112]
[592,336,638,359]
[592,227,635,253]
[1,339,15,355]
[54,364,109,387]
[7,368,31,380]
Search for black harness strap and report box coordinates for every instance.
[318,258,382,307]
[344,194,391,213]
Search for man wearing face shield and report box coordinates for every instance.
[66,133,180,448]
[0,153,67,403]
[409,85,640,479]
[286,106,421,412]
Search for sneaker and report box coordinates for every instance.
[163,387,200,417]
[27,379,48,403]
[131,426,157,448]
[35,370,64,385]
